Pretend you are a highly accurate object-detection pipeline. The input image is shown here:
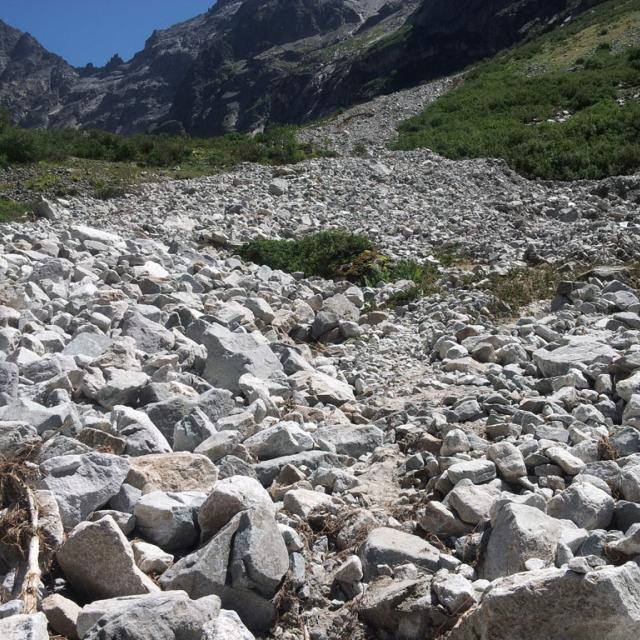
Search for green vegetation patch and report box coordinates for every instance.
[0,113,329,173]
[238,230,441,296]
[480,264,559,317]
[0,109,332,200]
[0,199,30,223]
[394,0,640,180]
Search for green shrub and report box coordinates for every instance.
[239,231,443,296]
[239,231,373,280]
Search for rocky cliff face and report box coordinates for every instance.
[0,0,605,136]
[0,20,77,127]
[310,0,605,112]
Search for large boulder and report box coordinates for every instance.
[547,482,614,530]
[198,476,275,540]
[188,322,284,393]
[39,452,130,529]
[57,516,159,600]
[0,613,49,640]
[449,563,640,640]
[134,491,205,551]
[160,508,288,632]
[359,527,441,580]
[243,422,314,460]
[78,591,220,640]
[481,503,584,580]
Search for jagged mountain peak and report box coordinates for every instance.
[0,0,608,135]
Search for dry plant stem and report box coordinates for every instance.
[19,487,42,613]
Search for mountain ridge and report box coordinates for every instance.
[0,0,609,136]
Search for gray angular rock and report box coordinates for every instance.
[486,442,527,482]
[359,527,441,580]
[132,540,174,574]
[122,310,175,354]
[39,452,130,529]
[0,398,77,434]
[432,571,476,614]
[228,507,289,597]
[481,503,582,580]
[0,421,39,457]
[198,475,275,540]
[189,322,284,393]
[42,594,81,640]
[315,423,384,457]
[134,490,205,551]
[446,481,501,525]
[0,362,19,406]
[80,591,220,640]
[0,613,49,640]
[290,369,356,406]
[62,332,113,358]
[545,446,586,475]
[243,421,314,460]
[533,337,619,378]
[173,408,218,452]
[449,563,640,640]
[70,225,125,247]
[203,610,256,640]
[112,405,172,456]
[547,483,614,530]
[448,460,496,485]
[160,508,287,633]
[94,369,150,410]
[57,516,159,600]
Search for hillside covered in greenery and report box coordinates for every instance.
[395,0,640,181]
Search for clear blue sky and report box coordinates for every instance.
[0,0,215,67]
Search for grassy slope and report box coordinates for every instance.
[394,0,640,180]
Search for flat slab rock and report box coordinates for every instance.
[532,336,619,378]
[126,452,218,493]
[359,527,441,580]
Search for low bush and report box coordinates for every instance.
[239,231,373,280]
[483,264,558,316]
[238,231,442,295]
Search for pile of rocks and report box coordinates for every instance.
[1,77,640,640]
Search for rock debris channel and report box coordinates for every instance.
[1,80,640,640]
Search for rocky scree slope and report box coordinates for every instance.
[1,78,640,640]
[0,0,605,136]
